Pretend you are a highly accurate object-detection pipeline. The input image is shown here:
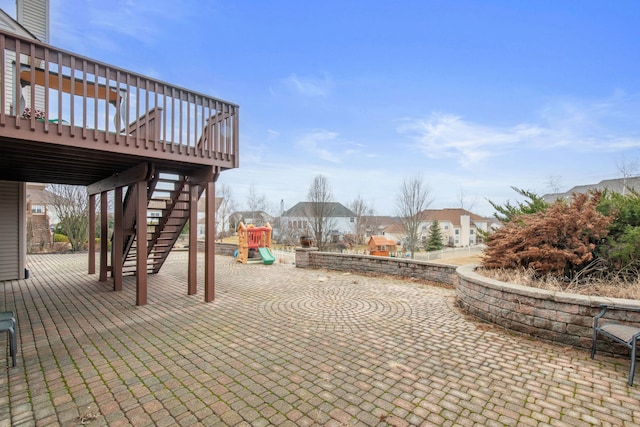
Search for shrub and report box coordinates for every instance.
[596,190,640,276]
[53,233,69,243]
[483,192,614,277]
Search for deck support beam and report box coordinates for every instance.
[88,194,96,274]
[188,183,199,295]
[135,180,148,305]
[113,186,123,291]
[88,162,151,195]
[204,179,215,302]
[99,191,108,282]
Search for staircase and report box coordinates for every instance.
[119,172,200,275]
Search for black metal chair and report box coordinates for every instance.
[591,305,640,386]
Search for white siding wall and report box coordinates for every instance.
[0,181,26,281]
[17,0,48,112]
[282,216,354,237]
[3,51,16,115]
[17,0,49,43]
[1,1,48,115]
[333,217,355,235]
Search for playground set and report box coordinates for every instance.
[367,235,398,257]
[236,222,276,265]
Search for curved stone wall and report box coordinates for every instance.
[456,264,640,351]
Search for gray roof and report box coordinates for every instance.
[542,176,640,203]
[281,202,356,218]
[230,211,272,220]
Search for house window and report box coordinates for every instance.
[455,229,459,235]
[422,225,427,231]
[470,229,474,235]
[31,204,45,214]
[444,225,448,230]
[350,217,355,223]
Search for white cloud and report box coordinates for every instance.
[297,129,342,162]
[294,129,373,164]
[397,113,544,168]
[399,94,640,168]
[280,73,332,97]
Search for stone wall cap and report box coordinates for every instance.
[458,264,640,308]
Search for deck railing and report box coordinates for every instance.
[0,30,239,168]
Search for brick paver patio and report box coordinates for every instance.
[1,252,639,426]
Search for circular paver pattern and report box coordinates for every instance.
[259,282,414,333]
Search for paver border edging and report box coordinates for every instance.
[455,264,640,352]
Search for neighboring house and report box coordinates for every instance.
[364,216,402,237]
[25,183,53,251]
[542,176,640,204]
[280,201,356,242]
[380,222,406,245]
[196,196,223,239]
[419,209,491,247]
[229,210,273,228]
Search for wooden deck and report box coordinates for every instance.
[0,30,239,185]
[0,30,239,305]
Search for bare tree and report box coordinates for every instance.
[246,184,268,225]
[46,184,89,252]
[306,175,336,249]
[617,156,639,195]
[395,175,432,259]
[349,195,374,245]
[456,189,477,212]
[216,183,236,240]
[544,175,563,195]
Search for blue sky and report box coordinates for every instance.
[3,0,639,216]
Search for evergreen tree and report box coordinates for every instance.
[426,220,444,251]
[487,186,548,223]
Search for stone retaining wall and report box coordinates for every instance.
[197,241,236,256]
[295,248,458,286]
[456,264,640,353]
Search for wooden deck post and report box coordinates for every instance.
[99,191,108,282]
[113,186,123,291]
[88,194,96,274]
[136,181,148,305]
[204,180,215,302]
[188,183,199,295]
